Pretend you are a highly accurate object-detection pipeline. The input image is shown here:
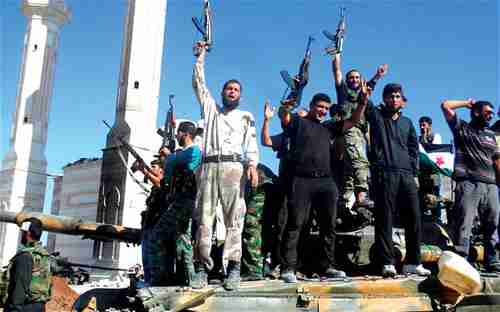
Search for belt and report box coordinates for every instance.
[203,154,242,163]
[295,170,331,178]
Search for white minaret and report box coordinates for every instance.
[0,0,70,265]
[94,0,166,269]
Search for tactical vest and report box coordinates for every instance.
[7,242,52,304]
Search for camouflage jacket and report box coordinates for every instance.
[7,241,52,304]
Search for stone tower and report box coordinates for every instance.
[94,0,166,269]
[0,0,70,265]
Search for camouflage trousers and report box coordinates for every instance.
[242,187,265,275]
[148,197,195,286]
[193,162,246,270]
[343,127,370,202]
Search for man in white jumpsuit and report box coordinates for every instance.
[192,41,259,290]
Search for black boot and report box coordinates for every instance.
[223,261,241,291]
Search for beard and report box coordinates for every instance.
[222,97,239,110]
[383,104,401,115]
[471,116,490,128]
[346,81,361,91]
[177,136,186,147]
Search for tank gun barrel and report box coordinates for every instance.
[0,211,141,244]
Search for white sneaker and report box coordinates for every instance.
[402,264,431,276]
[382,265,397,278]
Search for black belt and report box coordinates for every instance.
[203,154,242,163]
[295,169,331,178]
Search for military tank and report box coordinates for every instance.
[1,209,500,312]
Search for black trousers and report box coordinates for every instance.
[282,176,338,271]
[4,302,45,312]
[372,170,421,266]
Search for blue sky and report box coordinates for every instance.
[1,0,499,180]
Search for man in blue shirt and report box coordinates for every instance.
[153,121,202,286]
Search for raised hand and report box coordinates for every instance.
[193,41,208,57]
[264,101,275,121]
[359,79,372,104]
[376,64,389,78]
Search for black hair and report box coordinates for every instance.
[27,218,42,241]
[309,93,331,108]
[177,121,197,137]
[329,103,342,117]
[382,83,407,102]
[419,116,432,125]
[222,79,242,93]
[345,69,361,80]
[470,101,494,119]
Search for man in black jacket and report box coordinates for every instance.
[367,83,430,278]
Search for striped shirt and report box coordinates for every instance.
[448,115,500,184]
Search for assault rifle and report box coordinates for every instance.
[323,7,346,54]
[158,94,176,153]
[192,0,213,50]
[280,36,314,108]
[103,120,151,174]
[165,95,176,152]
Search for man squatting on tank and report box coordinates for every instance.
[191,41,259,291]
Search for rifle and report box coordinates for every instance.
[192,0,213,50]
[323,7,346,54]
[279,36,314,108]
[103,120,151,174]
[164,95,176,152]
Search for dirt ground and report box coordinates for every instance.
[46,276,80,312]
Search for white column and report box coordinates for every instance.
[0,0,70,265]
[95,0,166,269]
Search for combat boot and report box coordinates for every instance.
[191,265,208,289]
[240,271,263,281]
[223,261,241,291]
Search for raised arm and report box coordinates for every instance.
[261,101,274,147]
[192,41,217,117]
[367,64,388,90]
[342,79,370,130]
[441,99,474,122]
[331,53,343,87]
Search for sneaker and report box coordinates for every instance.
[223,261,241,291]
[382,265,397,278]
[402,264,431,276]
[280,269,297,283]
[191,270,208,289]
[324,267,347,278]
